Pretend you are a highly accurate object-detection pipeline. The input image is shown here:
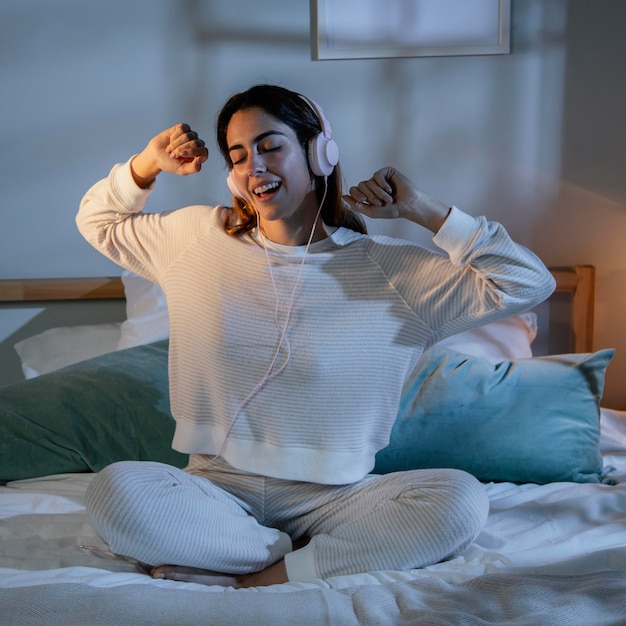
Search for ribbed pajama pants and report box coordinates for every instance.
[86,456,489,581]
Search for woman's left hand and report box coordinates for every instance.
[343,167,450,233]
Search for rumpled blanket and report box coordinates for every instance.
[2,570,626,626]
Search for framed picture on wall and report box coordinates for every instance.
[310,0,511,60]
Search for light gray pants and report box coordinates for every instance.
[86,456,489,581]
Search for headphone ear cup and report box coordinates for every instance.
[298,95,339,177]
[227,170,245,199]
[308,133,339,177]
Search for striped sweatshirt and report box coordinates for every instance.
[77,160,555,485]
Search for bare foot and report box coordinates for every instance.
[148,558,288,588]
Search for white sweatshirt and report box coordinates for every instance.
[77,161,555,485]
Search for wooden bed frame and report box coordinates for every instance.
[548,265,595,353]
[0,265,596,353]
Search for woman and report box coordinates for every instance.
[77,84,555,588]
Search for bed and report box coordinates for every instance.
[1,266,625,625]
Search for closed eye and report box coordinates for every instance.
[231,144,282,168]
[261,145,281,154]
[228,130,288,166]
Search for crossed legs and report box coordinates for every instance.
[86,460,489,587]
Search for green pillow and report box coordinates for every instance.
[374,347,615,484]
[0,341,187,483]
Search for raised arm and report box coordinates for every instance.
[76,124,209,281]
[345,167,556,339]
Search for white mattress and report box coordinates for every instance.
[2,408,626,624]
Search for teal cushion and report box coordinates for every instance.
[0,341,187,483]
[374,347,615,484]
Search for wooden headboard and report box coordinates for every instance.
[548,265,595,353]
[0,277,124,302]
[0,265,596,353]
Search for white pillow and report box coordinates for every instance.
[14,323,122,379]
[434,312,538,363]
[600,408,626,453]
[117,271,169,350]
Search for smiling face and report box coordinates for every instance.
[226,107,322,245]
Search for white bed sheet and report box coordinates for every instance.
[1,408,626,598]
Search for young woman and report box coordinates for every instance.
[77,84,555,588]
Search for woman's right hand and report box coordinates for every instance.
[130,123,209,188]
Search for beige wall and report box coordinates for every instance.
[1,0,624,406]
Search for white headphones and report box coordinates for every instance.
[299,95,340,177]
[226,94,339,199]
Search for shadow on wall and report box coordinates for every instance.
[560,1,626,208]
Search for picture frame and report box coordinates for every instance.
[310,0,511,60]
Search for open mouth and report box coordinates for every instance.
[253,181,281,198]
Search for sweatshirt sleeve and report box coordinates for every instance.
[377,206,556,344]
[76,159,210,283]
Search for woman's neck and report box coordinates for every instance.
[259,216,327,247]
